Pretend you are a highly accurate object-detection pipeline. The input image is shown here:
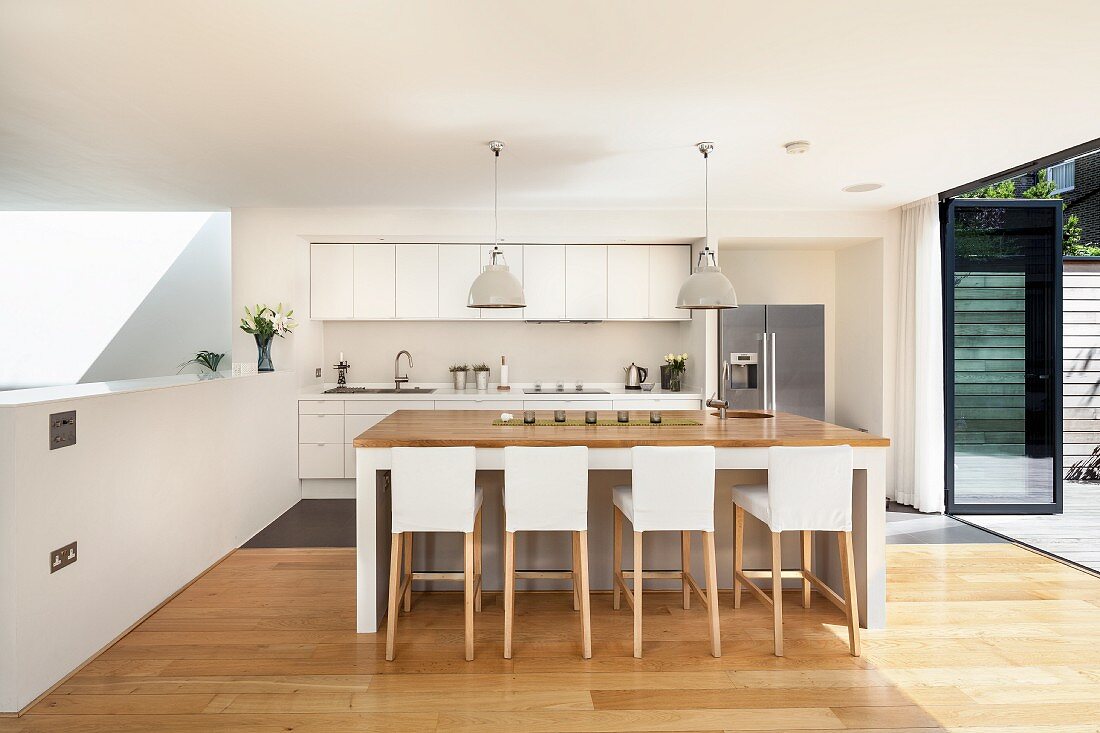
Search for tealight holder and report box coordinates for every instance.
[649,411,662,424]
[554,410,567,423]
[617,410,630,423]
[585,410,597,424]
[523,410,536,424]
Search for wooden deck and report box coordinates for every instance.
[5,542,1100,731]
[958,481,1100,572]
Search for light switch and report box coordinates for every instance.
[49,410,76,450]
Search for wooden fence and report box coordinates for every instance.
[1064,258,1100,480]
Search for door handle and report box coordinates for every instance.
[770,332,777,411]
[759,333,769,410]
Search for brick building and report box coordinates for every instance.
[1014,149,1100,245]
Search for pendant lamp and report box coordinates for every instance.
[676,142,738,310]
[468,141,525,309]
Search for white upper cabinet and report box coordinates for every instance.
[352,245,395,319]
[437,244,482,319]
[480,243,524,319]
[310,245,353,319]
[648,245,691,320]
[607,245,650,319]
[522,245,566,320]
[565,245,607,320]
[309,243,690,321]
[395,245,439,318]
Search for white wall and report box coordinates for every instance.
[0,212,231,390]
[0,372,298,712]
[324,320,683,385]
[719,247,838,422]
[836,239,886,434]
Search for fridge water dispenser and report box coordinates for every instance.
[727,352,758,390]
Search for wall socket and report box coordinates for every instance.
[51,541,77,573]
[49,410,76,450]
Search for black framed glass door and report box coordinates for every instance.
[943,198,1063,514]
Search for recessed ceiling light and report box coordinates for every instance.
[783,140,811,155]
[842,183,884,193]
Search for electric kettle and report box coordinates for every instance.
[624,362,648,390]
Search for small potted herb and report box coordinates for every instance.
[449,364,469,390]
[472,363,490,390]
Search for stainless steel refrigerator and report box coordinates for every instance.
[718,304,825,420]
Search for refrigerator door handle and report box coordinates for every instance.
[759,333,769,411]
[769,331,778,411]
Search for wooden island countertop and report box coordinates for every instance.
[353,409,890,449]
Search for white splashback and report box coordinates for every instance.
[323,320,685,385]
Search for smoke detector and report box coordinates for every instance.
[783,140,811,155]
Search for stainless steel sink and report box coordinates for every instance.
[323,387,437,394]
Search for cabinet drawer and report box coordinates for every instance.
[523,400,614,411]
[299,399,344,415]
[445,400,525,410]
[344,444,356,478]
[344,400,435,415]
[299,414,344,444]
[613,399,702,411]
[299,443,344,479]
[345,413,385,440]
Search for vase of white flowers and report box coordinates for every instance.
[239,303,296,372]
[663,352,688,392]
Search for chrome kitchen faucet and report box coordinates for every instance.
[394,350,413,390]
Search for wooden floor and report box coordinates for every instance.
[6,544,1100,732]
[960,481,1100,572]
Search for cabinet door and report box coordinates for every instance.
[565,245,607,320]
[480,244,525,319]
[299,444,344,479]
[352,245,395,319]
[649,245,691,320]
[438,244,483,319]
[395,245,439,318]
[310,245,353,319]
[522,244,565,320]
[607,245,649,319]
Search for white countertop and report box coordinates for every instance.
[299,382,702,401]
[0,371,279,408]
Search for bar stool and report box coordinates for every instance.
[612,446,721,659]
[502,446,591,659]
[386,447,483,661]
[732,445,860,657]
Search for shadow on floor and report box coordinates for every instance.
[886,501,1006,545]
[244,499,355,548]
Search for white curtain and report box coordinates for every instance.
[893,196,945,513]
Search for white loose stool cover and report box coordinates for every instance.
[391,447,481,533]
[732,445,853,532]
[504,446,588,532]
[612,446,716,532]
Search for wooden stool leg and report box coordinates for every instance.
[680,531,691,610]
[702,531,721,658]
[733,504,744,609]
[800,530,812,609]
[403,532,413,612]
[503,530,515,659]
[473,509,483,612]
[633,531,643,659]
[612,508,623,611]
[464,531,475,661]
[577,530,592,659]
[838,531,861,657]
[385,533,402,661]
[770,531,784,657]
[571,530,581,611]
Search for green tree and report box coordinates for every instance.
[960,169,1092,255]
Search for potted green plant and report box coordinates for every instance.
[663,352,688,392]
[472,363,490,390]
[178,350,225,375]
[239,303,296,372]
[449,363,469,390]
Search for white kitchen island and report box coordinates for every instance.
[353,409,890,635]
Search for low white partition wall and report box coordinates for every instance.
[0,371,299,713]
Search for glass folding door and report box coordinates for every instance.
[944,199,1062,513]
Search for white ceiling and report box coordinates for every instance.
[2,0,1099,212]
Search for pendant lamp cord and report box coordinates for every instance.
[704,147,709,246]
[493,146,500,253]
